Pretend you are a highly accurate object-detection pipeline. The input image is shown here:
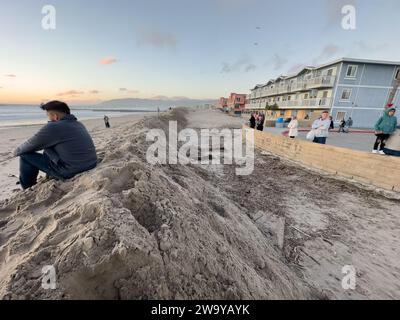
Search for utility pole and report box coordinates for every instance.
[387,67,400,105]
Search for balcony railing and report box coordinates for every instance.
[251,76,336,97]
[277,98,332,109]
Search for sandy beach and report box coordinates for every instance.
[0,114,150,202]
[0,108,399,300]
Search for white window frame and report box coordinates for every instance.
[395,67,400,80]
[335,111,347,122]
[340,88,352,101]
[345,65,358,79]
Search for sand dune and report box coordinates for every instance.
[1,109,399,300]
[0,110,312,299]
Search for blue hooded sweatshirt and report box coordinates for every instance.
[14,114,97,178]
[374,108,397,134]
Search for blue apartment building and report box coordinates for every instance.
[245,58,400,128]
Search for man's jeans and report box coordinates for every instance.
[313,137,327,145]
[19,152,66,189]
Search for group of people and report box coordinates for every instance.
[249,112,265,131]
[271,105,399,154]
[338,117,353,133]
[286,111,331,144]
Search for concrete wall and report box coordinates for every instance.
[246,126,400,192]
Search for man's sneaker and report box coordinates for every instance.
[372,150,378,154]
[379,150,386,155]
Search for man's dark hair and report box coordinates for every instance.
[40,101,71,114]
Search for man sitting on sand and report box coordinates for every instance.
[13,101,97,189]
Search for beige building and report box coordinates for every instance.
[245,62,339,120]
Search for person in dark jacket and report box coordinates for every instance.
[338,119,346,133]
[372,105,397,154]
[13,101,97,189]
[249,113,256,129]
[256,113,265,131]
[104,115,111,128]
[329,116,334,131]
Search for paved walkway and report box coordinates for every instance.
[263,127,376,153]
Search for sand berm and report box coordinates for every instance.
[0,109,314,300]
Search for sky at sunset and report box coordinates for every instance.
[1,0,400,105]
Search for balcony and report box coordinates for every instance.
[277,98,332,109]
[251,76,336,98]
[307,75,336,89]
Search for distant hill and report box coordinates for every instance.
[98,98,216,110]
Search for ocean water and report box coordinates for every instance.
[0,105,156,127]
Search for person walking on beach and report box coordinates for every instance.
[104,115,111,128]
[372,105,397,154]
[249,113,256,129]
[13,101,97,189]
[287,116,299,139]
[310,111,331,144]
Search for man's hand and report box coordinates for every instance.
[13,148,20,157]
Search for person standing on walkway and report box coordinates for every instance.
[372,105,397,154]
[104,115,111,128]
[346,117,353,132]
[329,116,334,131]
[256,113,265,131]
[249,113,256,129]
[288,116,299,139]
[338,118,346,133]
[311,111,331,144]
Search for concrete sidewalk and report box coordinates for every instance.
[263,127,376,153]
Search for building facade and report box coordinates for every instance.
[245,58,400,128]
[220,93,247,114]
[218,97,228,110]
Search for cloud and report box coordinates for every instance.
[270,54,288,71]
[312,44,340,64]
[287,63,308,75]
[221,55,257,73]
[4,74,16,78]
[245,64,257,72]
[171,96,190,100]
[353,41,389,53]
[120,88,139,94]
[285,44,340,75]
[90,90,100,94]
[137,28,177,48]
[152,95,170,100]
[57,90,85,96]
[100,57,117,65]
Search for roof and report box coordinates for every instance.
[252,57,400,89]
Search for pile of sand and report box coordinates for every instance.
[0,110,314,300]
